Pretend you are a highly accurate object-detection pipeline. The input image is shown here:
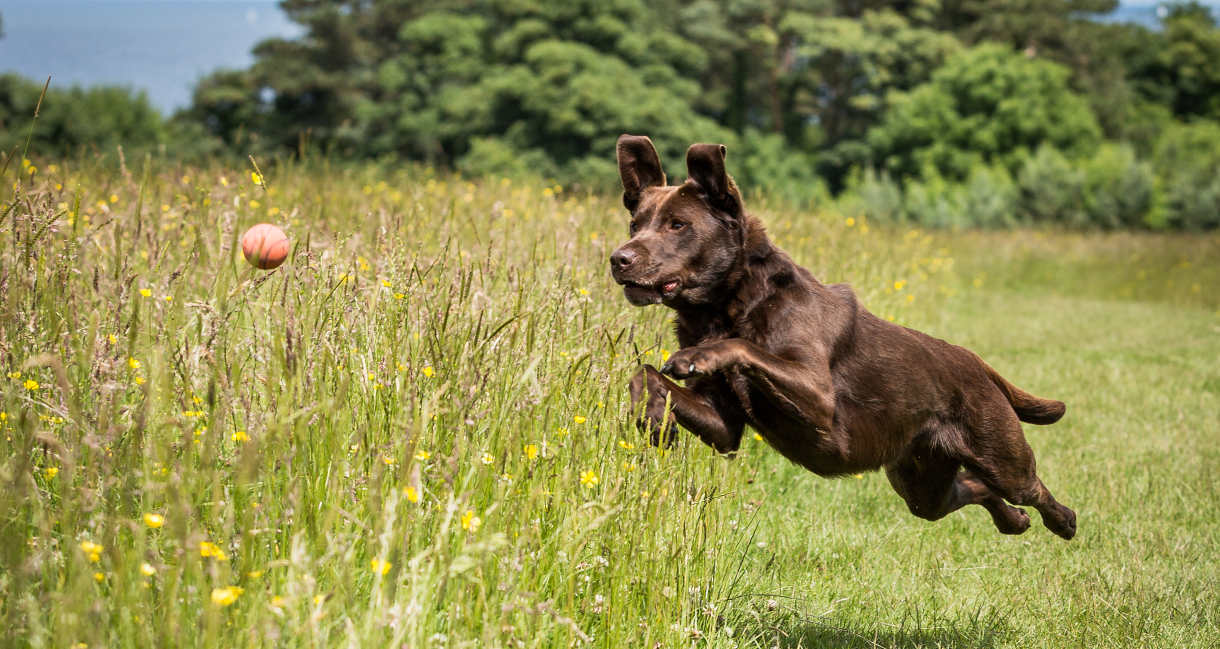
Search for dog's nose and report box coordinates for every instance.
[610,248,638,271]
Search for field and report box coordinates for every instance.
[1,158,1217,648]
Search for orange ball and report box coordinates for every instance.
[240,223,290,270]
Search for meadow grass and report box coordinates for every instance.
[1,157,1217,648]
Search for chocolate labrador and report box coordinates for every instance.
[610,134,1076,539]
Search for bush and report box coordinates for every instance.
[1151,120,1220,230]
[0,74,165,158]
[840,168,905,223]
[1016,146,1088,227]
[734,129,830,207]
[868,44,1102,182]
[960,165,1020,228]
[1081,143,1157,229]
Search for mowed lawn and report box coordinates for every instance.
[0,161,1216,648]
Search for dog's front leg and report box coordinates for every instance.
[629,365,744,453]
[662,339,836,434]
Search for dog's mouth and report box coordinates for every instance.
[620,278,681,305]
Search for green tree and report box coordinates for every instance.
[867,44,1101,181]
[0,74,164,158]
[1145,2,1220,120]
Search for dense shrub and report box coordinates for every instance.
[1151,120,1220,230]
[0,74,165,158]
[1016,146,1088,227]
[868,44,1102,182]
[1081,144,1157,229]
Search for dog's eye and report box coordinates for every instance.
[669,220,686,231]
[629,221,640,235]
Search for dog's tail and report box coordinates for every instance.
[982,361,1065,425]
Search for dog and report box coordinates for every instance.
[610,134,1076,539]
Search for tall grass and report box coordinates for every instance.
[1,156,1216,648]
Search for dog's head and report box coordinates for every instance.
[609,134,746,308]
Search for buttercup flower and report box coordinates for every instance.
[143,513,165,528]
[211,586,243,607]
[580,470,599,489]
[199,541,228,561]
[460,509,481,533]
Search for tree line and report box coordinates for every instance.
[2,1,1219,229]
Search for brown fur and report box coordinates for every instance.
[611,134,1077,539]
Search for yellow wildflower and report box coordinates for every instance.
[108,194,118,204]
[381,279,392,288]
[80,540,103,562]
[251,172,263,186]
[573,415,587,424]
[414,450,431,461]
[43,467,58,479]
[6,371,19,379]
[199,541,228,561]
[845,217,856,227]
[480,452,494,465]
[421,365,434,378]
[580,469,599,489]
[128,357,141,370]
[231,430,249,442]
[211,586,243,607]
[370,559,391,575]
[753,432,764,441]
[403,486,419,503]
[622,461,636,472]
[140,563,156,576]
[617,440,634,450]
[93,572,104,582]
[893,280,906,291]
[524,444,539,460]
[460,509,482,533]
[139,288,151,298]
[23,379,39,391]
[143,513,165,528]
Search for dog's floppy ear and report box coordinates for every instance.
[617,134,666,212]
[686,143,743,217]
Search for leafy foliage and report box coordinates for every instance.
[868,44,1102,181]
[0,74,164,158]
[7,0,1220,228]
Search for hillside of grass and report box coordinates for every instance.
[1,160,1216,648]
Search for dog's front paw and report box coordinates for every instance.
[661,344,731,380]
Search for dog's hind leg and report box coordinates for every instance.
[963,411,1077,540]
[885,449,1031,534]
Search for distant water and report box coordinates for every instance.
[0,1,302,114]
